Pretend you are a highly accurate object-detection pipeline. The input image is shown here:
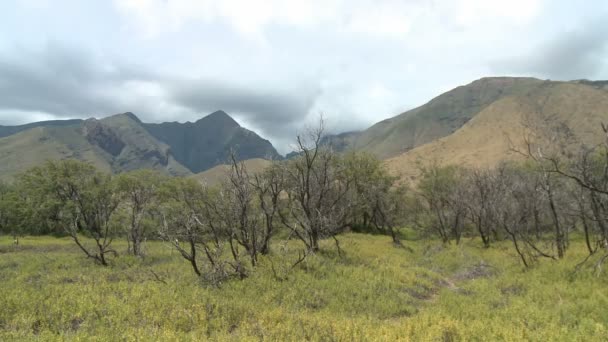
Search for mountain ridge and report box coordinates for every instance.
[383,78,608,181]
[323,76,546,158]
[143,110,281,173]
[0,110,281,180]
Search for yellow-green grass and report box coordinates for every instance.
[0,234,606,341]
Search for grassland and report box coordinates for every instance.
[0,233,606,341]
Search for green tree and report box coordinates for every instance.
[0,182,23,244]
[417,164,467,244]
[114,169,165,256]
[19,160,120,266]
[341,152,407,244]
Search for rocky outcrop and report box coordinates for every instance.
[82,119,125,156]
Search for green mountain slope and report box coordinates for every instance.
[144,110,281,173]
[0,113,191,180]
[0,119,83,139]
[0,124,111,179]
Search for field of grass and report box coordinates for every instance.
[0,233,607,341]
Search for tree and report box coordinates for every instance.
[216,153,281,266]
[279,120,353,252]
[491,167,536,267]
[158,177,249,282]
[342,152,407,244]
[461,167,508,247]
[19,160,120,266]
[114,169,165,256]
[491,165,563,267]
[250,162,284,255]
[510,115,589,259]
[417,164,467,244]
[0,182,23,244]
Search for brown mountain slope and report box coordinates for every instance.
[385,81,608,182]
[327,77,544,158]
[190,158,272,186]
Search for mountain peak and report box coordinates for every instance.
[197,110,240,127]
[103,112,142,124]
[123,112,142,123]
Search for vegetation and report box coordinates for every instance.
[1,235,606,340]
[2,119,608,340]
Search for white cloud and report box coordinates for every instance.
[448,0,544,28]
[113,0,545,41]
[113,0,428,40]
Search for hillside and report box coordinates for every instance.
[384,80,608,181]
[144,110,281,173]
[190,158,272,185]
[0,111,281,180]
[0,125,112,178]
[92,113,191,175]
[0,113,191,180]
[327,77,544,158]
[0,119,82,139]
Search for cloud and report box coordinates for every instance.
[443,0,544,29]
[0,42,322,152]
[113,0,422,40]
[492,18,608,80]
[0,42,155,118]
[168,78,321,138]
[113,0,546,42]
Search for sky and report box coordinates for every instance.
[1,0,607,153]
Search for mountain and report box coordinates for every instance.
[383,78,608,181]
[0,111,281,180]
[320,131,360,152]
[326,77,545,158]
[144,110,281,173]
[88,113,191,175]
[0,113,191,180]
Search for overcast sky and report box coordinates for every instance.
[1,0,607,153]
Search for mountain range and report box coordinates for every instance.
[0,110,280,180]
[2,77,608,182]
